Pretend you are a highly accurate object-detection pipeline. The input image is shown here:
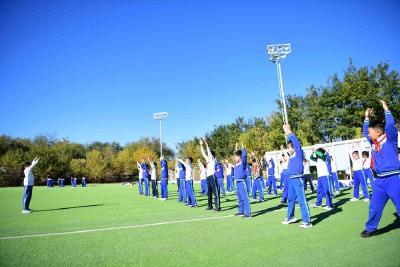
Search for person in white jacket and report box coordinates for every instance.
[22,156,40,213]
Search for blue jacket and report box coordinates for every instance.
[160,159,168,178]
[286,133,304,178]
[363,111,400,177]
[215,161,224,179]
[141,163,150,179]
[265,159,275,176]
[234,148,247,180]
[246,165,252,177]
[178,162,186,180]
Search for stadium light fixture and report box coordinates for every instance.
[267,43,291,124]
[153,112,168,158]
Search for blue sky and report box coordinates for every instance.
[1,0,399,150]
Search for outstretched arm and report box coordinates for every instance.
[381,100,398,143]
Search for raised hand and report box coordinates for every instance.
[379,100,389,111]
[365,108,373,118]
[282,124,291,134]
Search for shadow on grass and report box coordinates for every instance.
[251,203,286,217]
[34,204,105,212]
[310,198,350,225]
[374,214,400,236]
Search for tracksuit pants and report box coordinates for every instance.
[353,170,369,199]
[143,178,150,196]
[138,178,143,195]
[161,178,168,199]
[82,178,87,187]
[365,174,400,232]
[252,177,264,201]
[267,175,277,195]
[207,175,220,210]
[201,179,208,195]
[260,175,266,190]
[303,174,314,192]
[281,174,289,203]
[331,172,340,192]
[217,179,226,197]
[226,175,234,192]
[179,179,187,203]
[151,180,158,197]
[22,185,33,210]
[364,168,375,186]
[245,176,252,195]
[287,178,311,224]
[186,180,196,207]
[315,176,333,208]
[236,180,250,216]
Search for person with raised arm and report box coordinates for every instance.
[176,157,196,207]
[198,159,208,195]
[349,143,370,202]
[281,124,312,229]
[361,100,400,238]
[233,142,251,218]
[136,161,144,195]
[148,158,159,198]
[264,154,278,196]
[200,139,221,211]
[250,151,264,202]
[22,156,40,214]
[160,156,169,201]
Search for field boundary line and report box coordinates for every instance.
[0,214,234,240]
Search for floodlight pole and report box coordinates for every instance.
[267,43,291,125]
[153,112,168,158]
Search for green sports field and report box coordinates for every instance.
[0,184,399,267]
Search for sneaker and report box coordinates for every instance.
[243,215,251,219]
[323,206,333,211]
[21,209,31,214]
[206,207,213,211]
[312,204,322,208]
[213,208,222,212]
[235,212,244,217]
[360,229,377,238]
[281,217,298,225]
[299,223,312,229]
[364,198,370,203]
[335,191,340,194]
[350,198,359,202]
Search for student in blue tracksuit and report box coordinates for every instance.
[234,142,251,218]
[81,177,87,187]
[137,162,144,195]
[311,148,334,211]
[177,160,187,203]
[177,157,197,207]
[215,161,226,197]
[362,151,375,187]
[280,149,290,204]
[330,156,340,193]
[223,160,234,193]
[245,164,252,195]
[264,156,278,196]
[250,152,264,202]
[350,144,370,203]
[361,101,400,237]
[160,156,168,200]
[198,159,208,195]
[281,124,312,229]
[141,161,150,196]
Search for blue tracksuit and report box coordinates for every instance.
[265,159,278,195]
[252,176,264,201]
[331,172,340,192]
[160,159,168,199]
[234,149,251,217]
[312,152,334,208]
[81,177,87,187]
[286,133,311,224]
[363,166,375,186]
[178,162,187,203]
[201,179,208,194]
[245,165,252,195]
[226,166,234,192]
[281,170,289,203]
[215,161,226,197]
[363,110,400,232]
[141,163,150,196]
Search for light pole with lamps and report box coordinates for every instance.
[153,112,168,158]
[267,43,291,125]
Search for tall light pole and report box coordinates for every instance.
[153,112,168,158]
[267,43,291,125]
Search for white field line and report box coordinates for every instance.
[0,207,288,241]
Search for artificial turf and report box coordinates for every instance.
[0,183,399,267]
